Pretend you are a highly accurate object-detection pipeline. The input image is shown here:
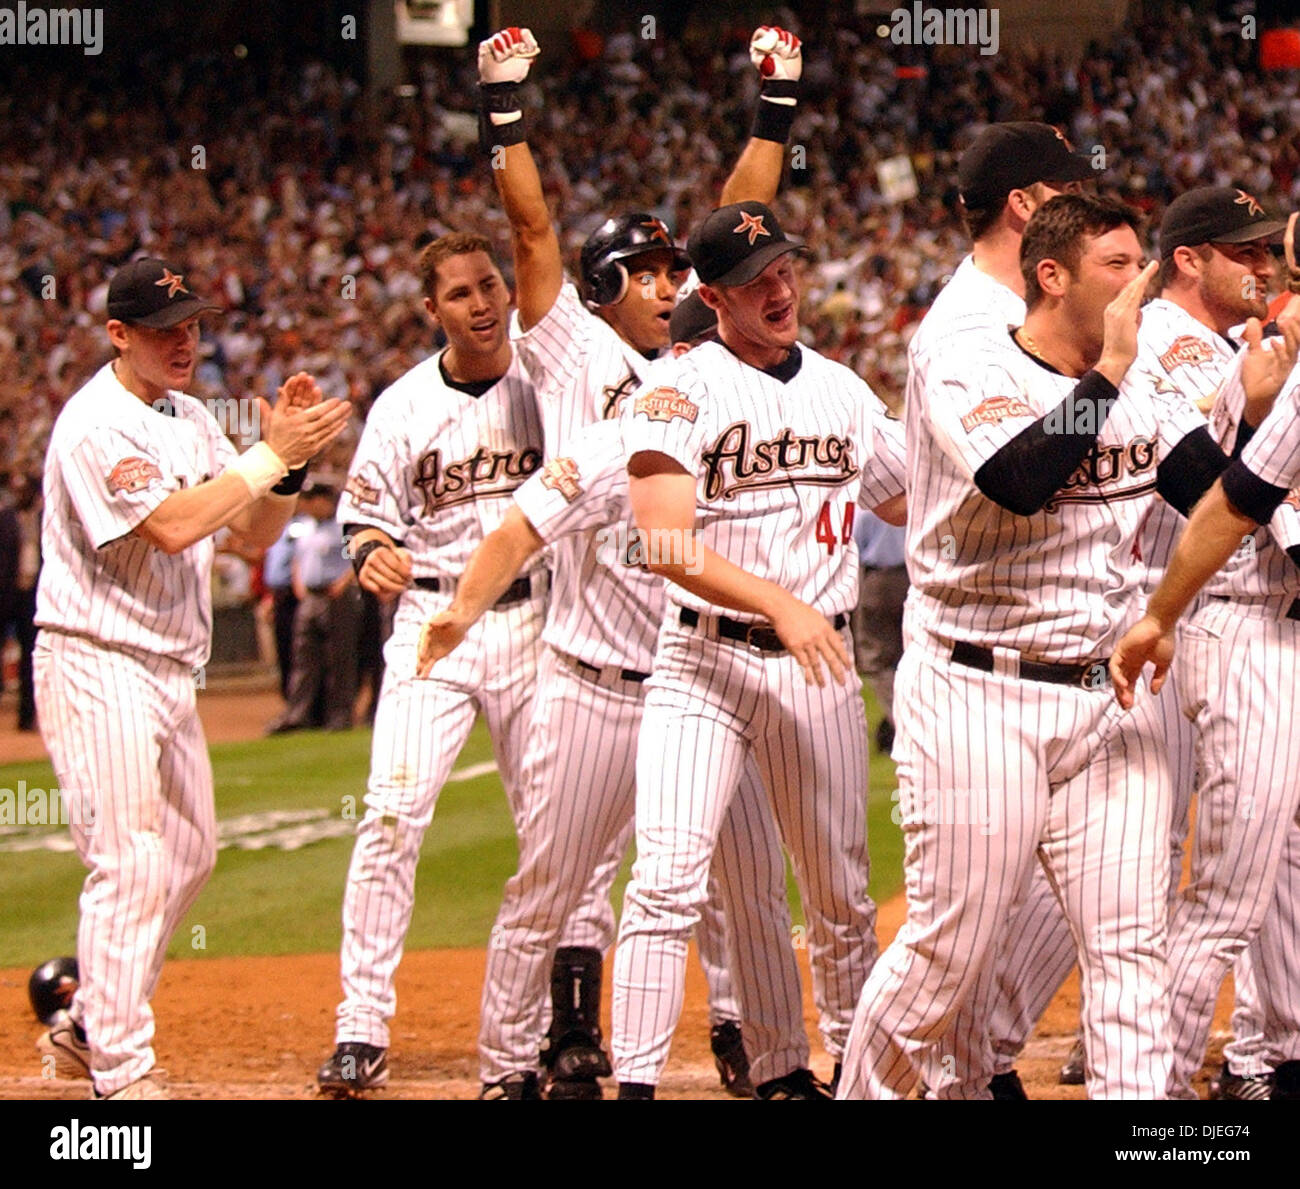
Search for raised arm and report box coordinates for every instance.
[720,26,803,207]
[479,27,562,331]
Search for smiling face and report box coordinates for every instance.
[701,251,801,367]
[599,249,687,354]
[1058,224,1146,356]
[425,249,511,358]
[107,315,202,404]
[1200,239,1275,325]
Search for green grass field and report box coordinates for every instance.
[0,692,902,968]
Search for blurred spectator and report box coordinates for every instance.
[267,482,360,734]
[0,472,41,730]
[851,508,908,756]
[259,510,311,697]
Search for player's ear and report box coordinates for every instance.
[1172,244,1204,283]
[105,319,131,352]
[1035,257,1069,300]
[697,284,724,312]
[423,295,442,328]
[1006,187,1037,224]
[671,342,690,358]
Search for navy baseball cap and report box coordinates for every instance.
[1159,186,1288,258]
[958,122,1097,209]
[688,202,808,288]
[107,258,221,328]
[669,291,718,345]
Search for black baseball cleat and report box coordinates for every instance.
[989,1070,1028,1100]
[479,1071,542,1100]
[1208,1060,1273,1101]
[710,1021,754,1098]
[317,1042,389,1097]
[755,1068,835,1100]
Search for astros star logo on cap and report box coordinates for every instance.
[155,268,189,299]
[733,211,770,246]
[1234,189,1264,218]
[641,219,671,244]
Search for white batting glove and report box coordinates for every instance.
[478,26,540,86]
[750,26,802,86]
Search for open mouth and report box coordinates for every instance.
[765,304,793,326]
[470,320,498,334]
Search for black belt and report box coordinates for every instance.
[1210,595,1300,620]
[679,607,848,654]
[569,656,650,684]
[949,640,1110,690]
[306,584,332,595]
[413,573,537,608]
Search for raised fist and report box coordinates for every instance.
[750,26,801,82]
[478,26,540,86]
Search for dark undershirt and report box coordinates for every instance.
[720,340,804,383]
[438,354,502,398]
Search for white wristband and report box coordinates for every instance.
[225,441,289,499]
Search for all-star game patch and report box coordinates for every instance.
[107,456,163,494]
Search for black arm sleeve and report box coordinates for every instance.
[1220,460,1289,526]
[1155,426,1231,516]
[1231,418,1258,459]
[972,370,1118,516]
[1286,543,1300,573]
[342,523,404,547]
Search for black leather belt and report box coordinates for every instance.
[569,656,650,684]
[413,573,537,608]
[949,640,1110,690]
[1210,595,1300,620]
[679,607,848,654]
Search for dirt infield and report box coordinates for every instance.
[0,681,1234,1099]
[0,900,1235,1101]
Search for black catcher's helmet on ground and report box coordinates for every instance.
[28,956,79,1025]
[579,213,691,310]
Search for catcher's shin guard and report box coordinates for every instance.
[541,946,612,1098]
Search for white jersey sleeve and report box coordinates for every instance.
[338,402,410,542]
[61,425,177,549]
[514,420,629,545]
[621,376,709,475]
[513,282,593,412]
[856,397,907,511]
[1238,374,1300,491]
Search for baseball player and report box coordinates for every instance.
[34,257,350,1099]
[893,120,1099,1100]
[416,401,808,1099]
[315,231,629,1096]
[933,187,1298,1098]
[610,201,908,1100]
[478,23,808,1089]
[838,195,1241,1100]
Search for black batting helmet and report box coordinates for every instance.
[579,214,691,310]
[28,956,79,1026]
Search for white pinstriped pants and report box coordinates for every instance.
[478,645,803,1085]
[334,585,611,1047]
[612,623,876,1085]
[35,631,216,1097]
[926,655,1197,1097]
[837,633,1173,1100]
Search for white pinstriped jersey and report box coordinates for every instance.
[337,349,544,582]
[36,362,237,667]
[1128,298,1237,588]
[1209,353,1300,599]
[514,419,660,673]
[905,254,1026,402]
[905,333,1207,661]
[513,281,652,454]
[623,340,907,620]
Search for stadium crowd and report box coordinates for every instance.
[3,2,1298,502]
